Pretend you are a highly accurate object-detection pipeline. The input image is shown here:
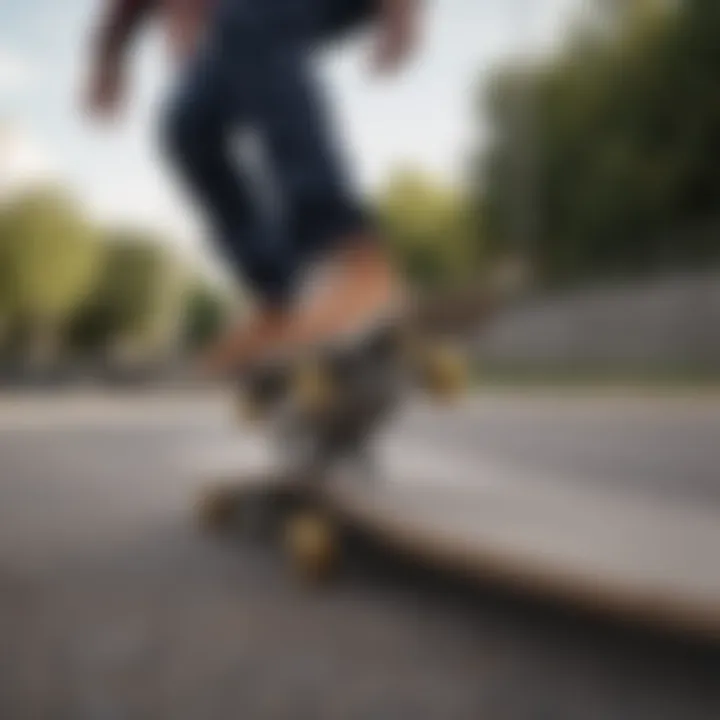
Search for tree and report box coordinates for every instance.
[377,168,481,290]
[181,279,231,351]
[74,230,187,361]
[0,187,100,363]
[0,207,12,351]
[476,0,720,287]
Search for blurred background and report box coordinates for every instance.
[1,1,719,719]
[1,0,716,385]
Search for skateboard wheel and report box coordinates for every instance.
[196,485,242,533]
[283,511,338,583]
[292,361,336,414]
[418,344,468,401]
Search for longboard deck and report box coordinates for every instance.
[198,468,720,641]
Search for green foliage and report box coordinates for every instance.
[181,280,230,350]
[0,209,11,326]
[478,0,720,287]
[0,185,224,363]
[0,187,100,325]
[0,187,101,361]
[377,168,481,290]
[66,298,117,353]
[83,230,187,354]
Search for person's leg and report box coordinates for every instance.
[251,40,367,267]
[162,40,305,373]
[162,44,295,307]
[212,0,403,363]
[170,0,403,374]
[257,30,404,348]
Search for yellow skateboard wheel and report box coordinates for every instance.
[283,511,338,583]
[292,361,336,414]
[418,344,468,401]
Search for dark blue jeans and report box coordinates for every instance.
[163,0,369,306]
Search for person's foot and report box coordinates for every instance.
[290,238,406,348]
[195,304,294,378]
[198,239,405,378]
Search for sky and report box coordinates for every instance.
[0,0,580,265]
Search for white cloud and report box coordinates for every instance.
[0,48,34,93]
[0,123,55,200]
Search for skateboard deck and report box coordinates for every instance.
[198,441,720,641]
[321,474,720,641]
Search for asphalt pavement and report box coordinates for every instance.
[0,391,718,719]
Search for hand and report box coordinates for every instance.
[85,58,125,120]
[371,0,421,76]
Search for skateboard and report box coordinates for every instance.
[193,327,720,641]
[195,320,468,582]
